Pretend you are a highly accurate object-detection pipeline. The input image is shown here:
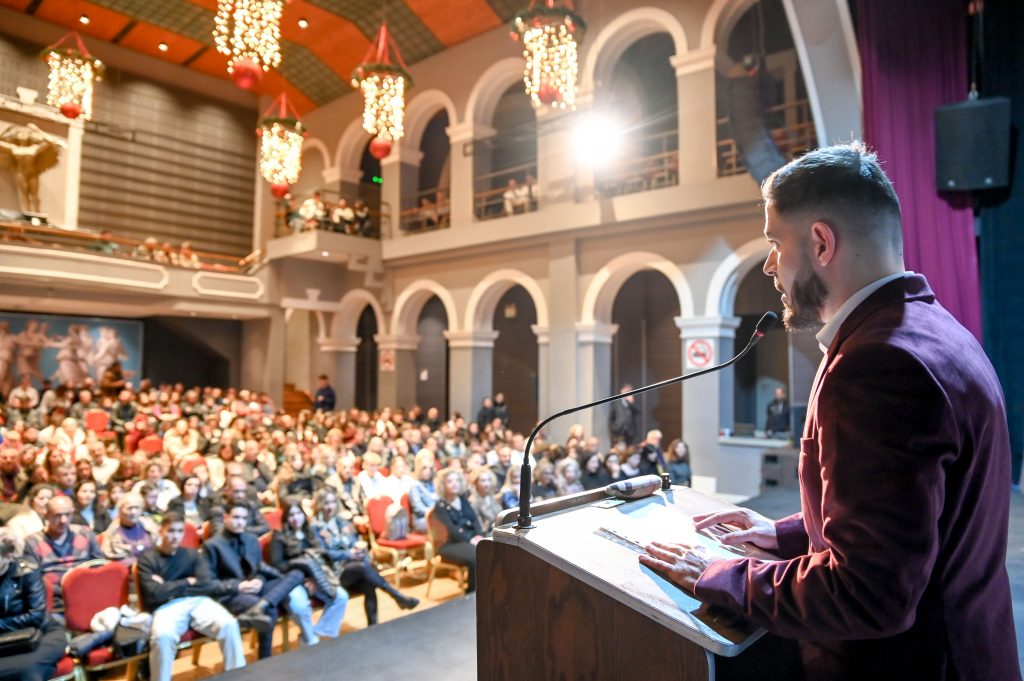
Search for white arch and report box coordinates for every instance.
[331,289,386,340]
[704,238,770,316]
[463,269,549,333]
[404,89,459,152]
[334,117,370,173]
[302,137,332,174]
[580,6,689,94]
[465,57,527,126]
[581,251,695,325]
[390,279,459,336]
[700,0,758,49]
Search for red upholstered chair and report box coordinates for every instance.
[181,522,200,549]
[365,496,430,587]
[84,409,116,442]
[137,434,164,455]
[50,654,77,681]
[42,572,61,613]
[261,507,283,531]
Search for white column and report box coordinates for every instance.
[531,324,550,420]
[671,47,718,185]
[574,322,618,451]
[379,144,423,238]
[63,118,83,228]
[320,336,360,411]
[374,333,419,409]
[241,309,287,406]
[444,330,500,421]
[445,121,494,227]
[676,315,741,492]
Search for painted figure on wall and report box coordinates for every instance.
[0,123,66,214]
[90,327,127,382]
[0,321,15,395]
[15,319,51,383]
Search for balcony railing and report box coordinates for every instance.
[473,161,539,221]
[717,100,817,177]
[399,185,451,234]
[278,188,385,239]
[595,129,679,197]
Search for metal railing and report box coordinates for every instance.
[594,129,679,197]
[472,161,539,221]
[278,188,385,239]
[399,186,451,234]
[717,100,817,177]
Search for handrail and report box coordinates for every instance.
[399,185,451,234]
[594,128,679,197]
[473,161,538,221]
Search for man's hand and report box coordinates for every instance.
[150,574,164,584]
[638,542,715,593]
[238,578,263,594]
[186,577,197,585]
[692,508,779,551]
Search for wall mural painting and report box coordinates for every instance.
[0,312,142,394]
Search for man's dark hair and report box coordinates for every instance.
[161,511,184,527]
[762,142,902,249]
[225,500,250,516]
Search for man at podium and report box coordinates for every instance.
[640,143,1019,680]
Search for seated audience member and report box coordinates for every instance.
[434,189,450,228]
[139,482,164,524]
[330,199,355,234]
[353,199,372,236]
[268,497,350,640]
[91,229,121,255]
[604,452,623,482]
[310,488,418,626]
[530,460,558,501]
[497,465,522,511]
[299,191,326,230]
[416,197,436,229]
[580,454,611,490]
[468,468,501,534]
[163,419,199,466]
[51,463,76,498]
[356,450,388,501]
[133,237,160,261]
[132,462,180,512]
[6,484,55,541]
[489,445,512,487]
[665,438,692,487]
[137,513,247,681]
[619,448,642,478]
[271,444,318,499]
[555,458,584,496]
[165,474,213,528]
[0,447,26,503]
[178,242,200,269]
[9,376,39,410]
[382,454,415,501]
[434,468,483,592]
[99,492,158,564]
[503,179,529,215]
[408,457,437,533]
[204,502,309,658]
[71,480,110,533]
[24,495,104,608]
[637,429,666,477]
[0,527,68,681]
[210,476,269,536]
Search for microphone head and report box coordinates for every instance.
[754,311,779,336]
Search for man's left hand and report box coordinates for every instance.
[638,542,716,593]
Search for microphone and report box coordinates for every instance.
[514,311,778,529]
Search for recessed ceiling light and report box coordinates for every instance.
[158,42,169,52]
[321,250,329,257]
[79,15,90,25]
[297,18,309,29]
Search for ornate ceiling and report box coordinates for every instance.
[1,0,522,112]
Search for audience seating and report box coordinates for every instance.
[425,507,468,598]
[137,435,164,455]
[257,531,294,652]
[260,507,283,532]
[84,409,117,442]
[181,522,200,549]
[365,496,430,588]
[130,562,212,668]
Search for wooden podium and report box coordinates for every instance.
[477,486,780,680]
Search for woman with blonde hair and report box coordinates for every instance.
[433,467,483,592]
[468,468,501,534]
[408,457,436,533]
[497,464,522,511]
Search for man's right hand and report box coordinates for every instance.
[238,579,262,594]
[692,508,779,552]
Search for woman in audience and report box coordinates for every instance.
[555,458,584,497]
[581,453,610,490]
[497,465,522,511]
[408,457,436,533]
[165,473,213,527]
[665,438,692,487]
[619,448,642,478]
[72,479,110,533]
[531,460,559,501]
[0,527,68,681]
[604,453,623,483]
[5,483,54,540]
[356,451,388,500]
[100,492,158,565]
[310,488,418,626]
[468,468,501,535]
[383,454,415,501]
[433,467,483,593]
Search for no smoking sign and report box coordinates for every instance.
[685,339,715,370]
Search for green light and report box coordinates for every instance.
[372,176,383,184]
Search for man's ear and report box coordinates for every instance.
[809,221,836,266]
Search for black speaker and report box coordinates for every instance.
[935,97,1011,191]
[726,74,788,185]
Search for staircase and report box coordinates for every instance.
[283,383,313,415]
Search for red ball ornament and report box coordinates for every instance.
[59,102,82,119]
[537,82,561,105]
[231,58,262,90]
[270,183,290,199]
[369,136,392,160]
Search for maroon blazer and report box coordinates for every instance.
[695,274,1019,680]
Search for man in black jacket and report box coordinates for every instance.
[609,384,639,445]
[203,502,311,657]
[137,513,253,681]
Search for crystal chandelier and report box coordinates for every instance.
[351,23,411,160]
[513,0,585,110]
[257,93,305,198]
[42,32,103,120]
[214,0,285,89]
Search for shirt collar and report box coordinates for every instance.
[815,272,910,353]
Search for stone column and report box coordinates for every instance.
[319,336,360,410]
[241,308,287,405]
[374,333,419,409]
[531,324,550,420]
[444,330,500,421]
[544,239,579,443]
[574,322,618,451]
[379,144,423,238]
[670,47,719,185]
[445,121,494,226]
[676,315,742,491]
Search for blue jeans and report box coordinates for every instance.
[288,585,349,642]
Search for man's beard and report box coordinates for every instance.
[777,259,828,332]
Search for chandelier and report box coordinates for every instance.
[351,23,411,160]
[257,93,305,198]
[42,32,103,120]
[214,0,285,89]
[513,0,585,110]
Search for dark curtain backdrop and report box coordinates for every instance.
[856,0,981,338]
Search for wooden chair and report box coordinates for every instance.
[365,496,430,587]
[425,507,468,598]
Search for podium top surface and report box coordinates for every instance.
[491,486,775,657]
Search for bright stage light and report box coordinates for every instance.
[573,113,621,167]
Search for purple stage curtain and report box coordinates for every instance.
[857,0,981,338]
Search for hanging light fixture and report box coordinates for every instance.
[512,0,585,110]
[214,0,286,90]
[257,93,305,198]
[42,32,103,120]
[351,23,411,160]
